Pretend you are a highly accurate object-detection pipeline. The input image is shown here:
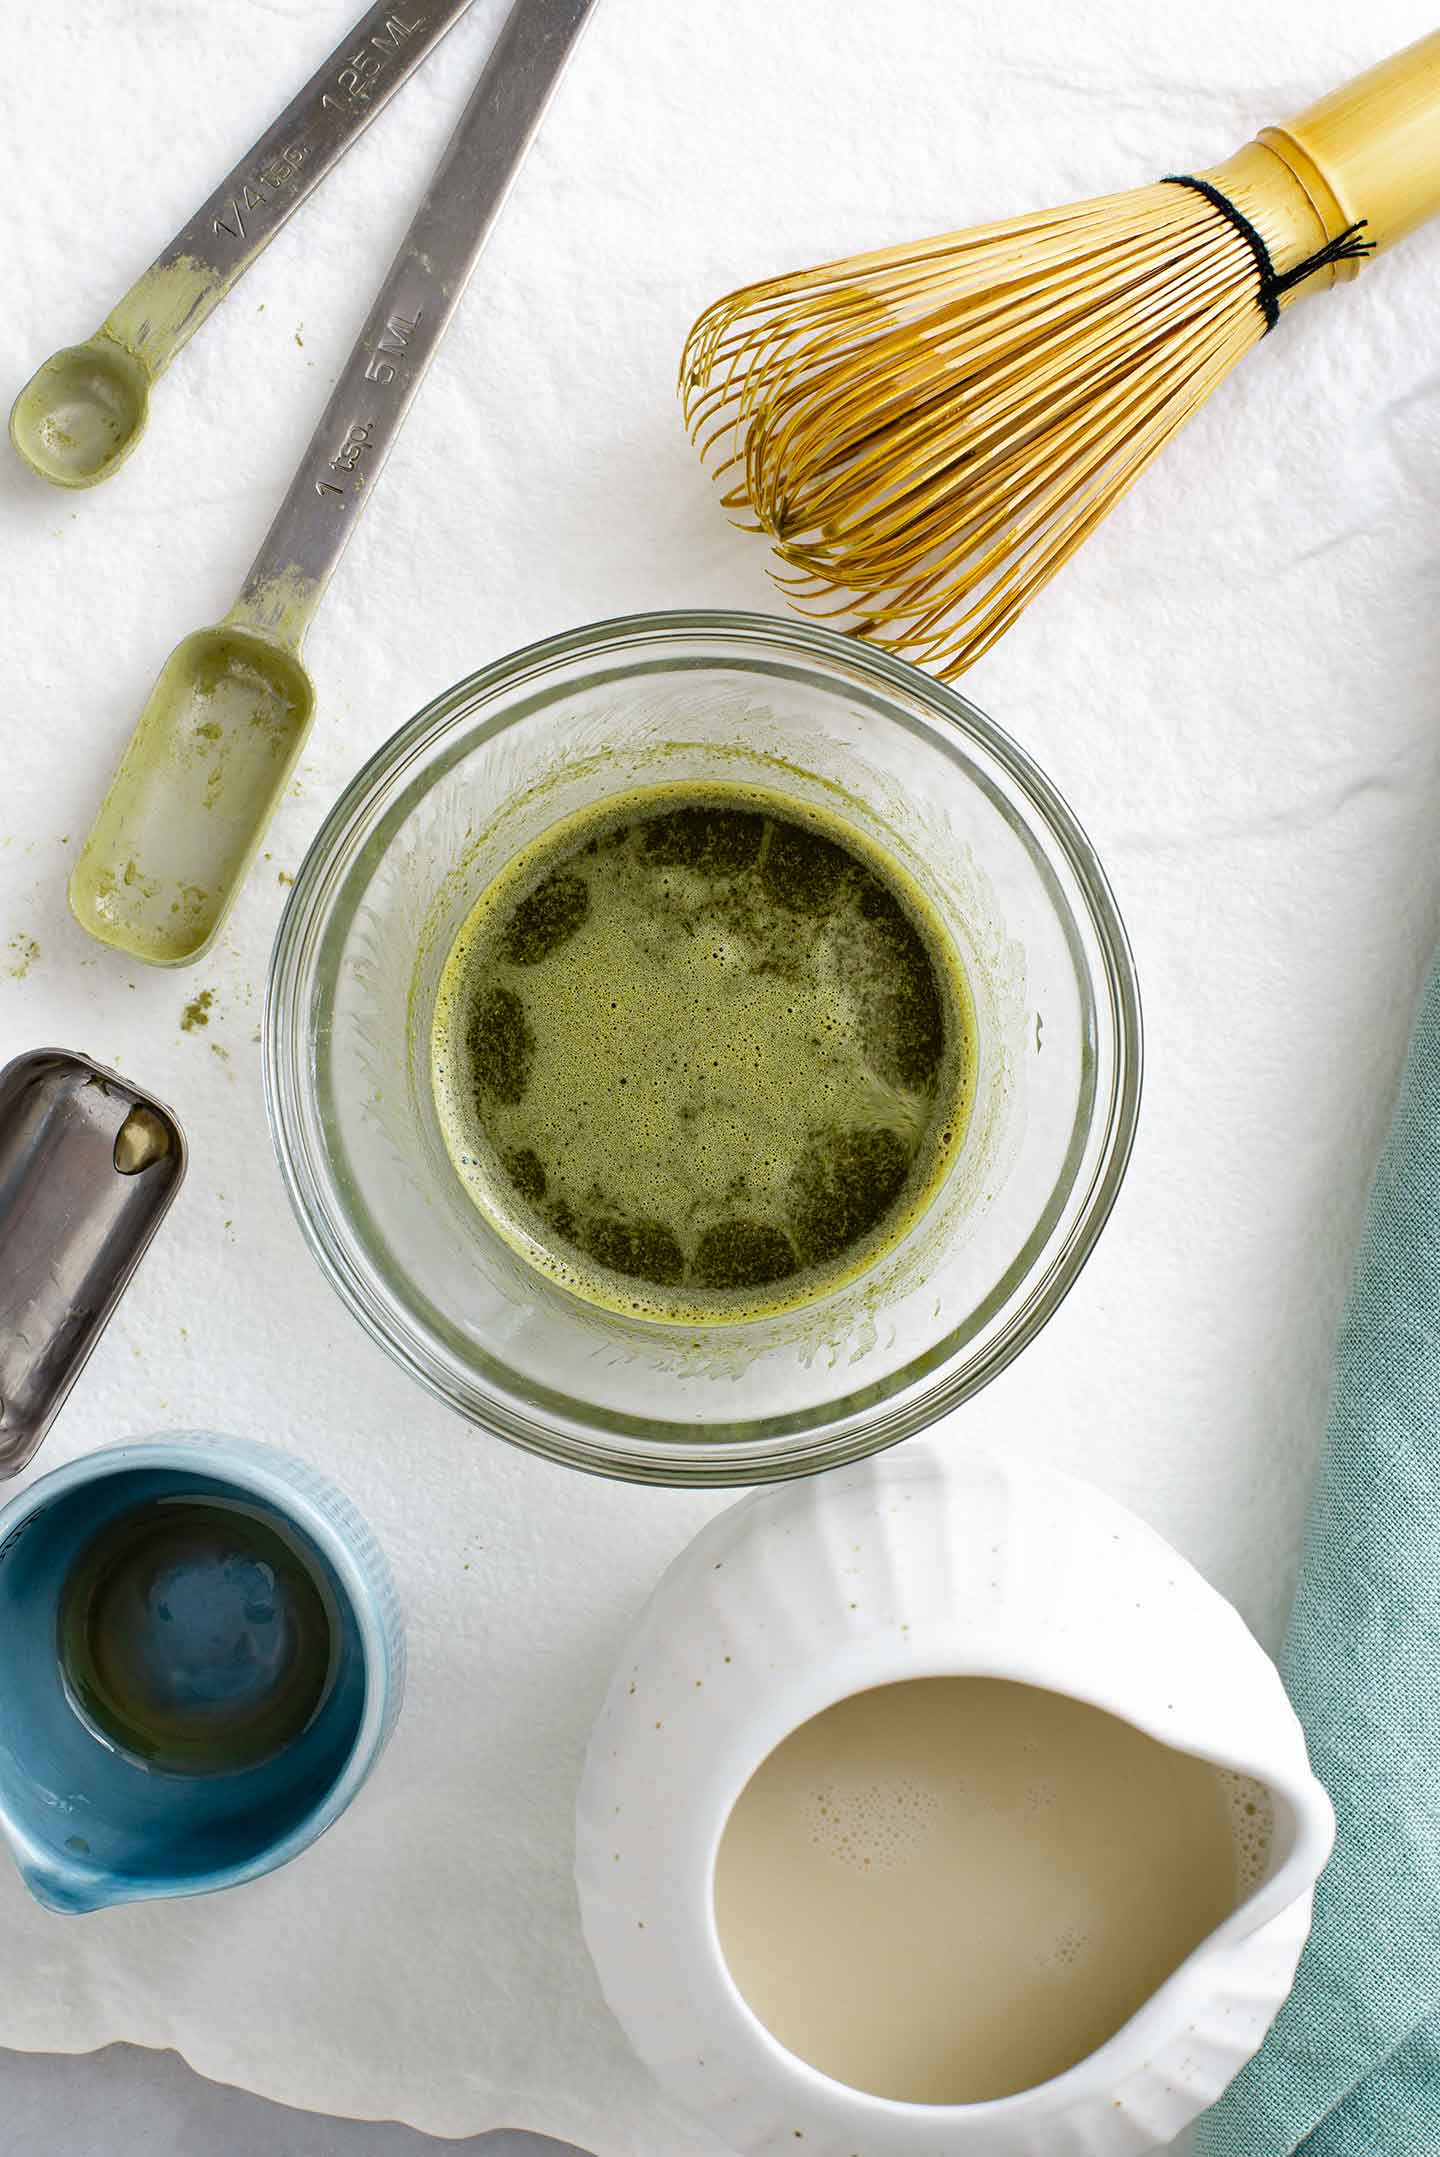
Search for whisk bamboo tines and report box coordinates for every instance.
[682,31,1440,679]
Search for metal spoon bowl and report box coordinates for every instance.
[70,622,314,965]
[10,337,152,489]
[0,1049,186,1476]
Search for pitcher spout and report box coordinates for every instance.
[18,1854,128,1915]
[3,1822,125,1916]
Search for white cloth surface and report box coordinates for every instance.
[1,0,1438,2148]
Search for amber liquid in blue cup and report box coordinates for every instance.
[0,1434,404,1913]
[57,1494,342,1777]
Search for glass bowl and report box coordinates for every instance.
[266,612,1140,1485]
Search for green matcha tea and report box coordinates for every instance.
[431,782,975,1323]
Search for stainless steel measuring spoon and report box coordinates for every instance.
[0,1049,186,1476]
[10,0,478,490]
[69,0,597,968]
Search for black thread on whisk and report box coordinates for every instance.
[1162,174,1374,332]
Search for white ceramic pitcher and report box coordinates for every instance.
[576,1442,1334,2157]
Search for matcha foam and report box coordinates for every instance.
[431,782,975,1323]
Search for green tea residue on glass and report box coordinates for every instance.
[432,782,977,1323]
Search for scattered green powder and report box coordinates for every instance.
[4,935,40,980]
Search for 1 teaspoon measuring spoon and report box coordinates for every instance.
[70,0,597,968]
[10,0,479,491]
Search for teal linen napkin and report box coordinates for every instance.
[1197,955,1440,2156]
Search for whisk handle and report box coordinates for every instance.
[1260,28,1440,264]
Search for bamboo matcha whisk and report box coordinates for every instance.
[682,32,1440,679]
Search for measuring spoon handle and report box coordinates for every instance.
[232,0,597,647]
[101,1,478,379]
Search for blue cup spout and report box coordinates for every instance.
[0,1434,404,1913]
[16,1855,119,1918]
[0,1801,123,1916]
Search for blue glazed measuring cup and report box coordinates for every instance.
[0,1432,404,1913]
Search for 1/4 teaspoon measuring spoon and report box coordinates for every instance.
[70,0,597,968]
[10,0,479,491]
